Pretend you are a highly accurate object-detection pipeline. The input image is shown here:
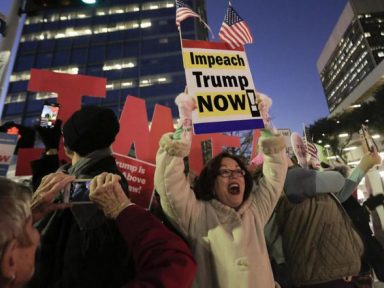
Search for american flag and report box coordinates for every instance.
[175,0,200,27]
[219,5,253,49]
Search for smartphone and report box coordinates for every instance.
[62,179,93,204]
[359,124,377,152]
[40,103,60,128]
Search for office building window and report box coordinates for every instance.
[34,92,58,100]
[142,1,174,10]
[21,16,158,43]
[103,58,136,71]
[3,0,205,125]
[5,93,27,104]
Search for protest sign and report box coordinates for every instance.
[182,39,264,134]
[112,96,174,163]
[114,153,156,210]
[277,128,293,156]
[15,148,43,176]
[0,132,17,176]
[16,70,243,176]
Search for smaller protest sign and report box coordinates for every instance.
[113,153,156,210]
[0,133,18,176]
[277,128,293,157]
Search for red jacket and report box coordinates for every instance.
[116,205,196,288]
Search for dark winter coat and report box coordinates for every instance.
[28,155,132,288]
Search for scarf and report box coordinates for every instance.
[65,148,112,230]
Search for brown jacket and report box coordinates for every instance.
[276,193,363,286]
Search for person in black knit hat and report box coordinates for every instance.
[31,106,120,188]
[28,105,133,288]
[62,105,120,156]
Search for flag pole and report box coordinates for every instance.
[302,123,308,141]
[177,23,189,103]
[303,122,310,154]
[177,25,183,52]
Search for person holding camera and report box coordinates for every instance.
[28,106,132,288]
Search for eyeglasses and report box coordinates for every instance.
[217,168,245,178]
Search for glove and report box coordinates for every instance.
[256,93,272,129]
[357,151,382,173]
[258,129,286,155]
[174,91,195,141]
[35,119,62,150]
[13,124,36,153]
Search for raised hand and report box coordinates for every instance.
[31,172,75,223]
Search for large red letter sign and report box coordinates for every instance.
[16,69,107,176]
[28,69,107,122]
[113,96,174,164]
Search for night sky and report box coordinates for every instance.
[205,0,348,134]
[0,0,348,134]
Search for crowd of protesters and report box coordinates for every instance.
[0,91,384,288]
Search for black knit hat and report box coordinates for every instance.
[62,106,119,156]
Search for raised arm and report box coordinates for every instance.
[252,130,288,224]
[336,150,381,203]
[284,168,345,203]
[89,173,197,288]
[154,132,205,237]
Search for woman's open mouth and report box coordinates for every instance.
[228,183,240,195]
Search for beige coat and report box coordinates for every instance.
[155,133,287,288]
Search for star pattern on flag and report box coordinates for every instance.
[175,0,200,26]
[219,5,253,49]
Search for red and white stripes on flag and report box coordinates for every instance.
[175,0,200,26]
[219,5,253,49]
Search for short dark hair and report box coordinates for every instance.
[193,152,253,202]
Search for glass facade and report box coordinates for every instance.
[320,11,384,112]
[2,0,207,126]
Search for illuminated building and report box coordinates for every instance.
[317,0,384,115]
[2,0,207,125]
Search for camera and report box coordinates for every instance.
[62,179,92,204]
[40,102,60,128]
